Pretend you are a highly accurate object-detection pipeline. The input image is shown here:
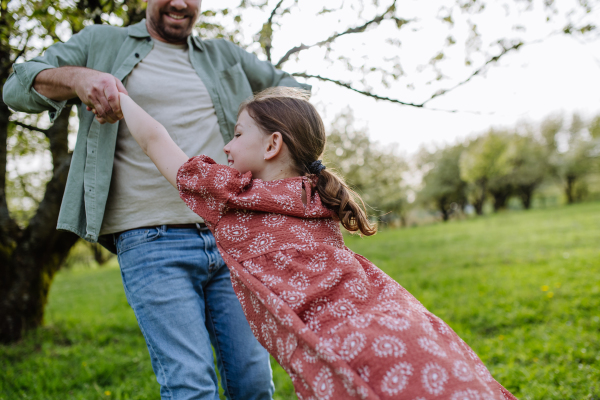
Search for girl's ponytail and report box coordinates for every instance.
[316,169,377,236]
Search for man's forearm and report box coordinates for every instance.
[34,66,127,124]
[33,66,92,102]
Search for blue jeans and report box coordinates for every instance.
[115,225,274,400]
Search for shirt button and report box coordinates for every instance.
[135,53,139,58]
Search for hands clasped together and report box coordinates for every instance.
[78,69,128,124]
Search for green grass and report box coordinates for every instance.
[2,202,600,399]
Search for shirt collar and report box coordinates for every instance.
[127,19,205,51]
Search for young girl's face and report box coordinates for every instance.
[224,109,269,175]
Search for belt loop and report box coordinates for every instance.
[161,224,168,233]
[195,223,202,233]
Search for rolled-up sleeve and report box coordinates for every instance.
[3,27,91,121]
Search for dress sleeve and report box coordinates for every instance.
[177,155,252,225]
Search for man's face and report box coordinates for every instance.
[145,0,201,44]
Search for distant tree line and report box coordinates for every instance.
[323,112,600,224]
[416,113,600,220]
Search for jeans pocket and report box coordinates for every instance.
[117,228,161,255]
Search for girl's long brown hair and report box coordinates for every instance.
[239,87,377,236]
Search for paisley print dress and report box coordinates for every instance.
[177,155,517,400]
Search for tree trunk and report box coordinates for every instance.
[438,197,449,221]
[490,188,511,212]
[565,175,576,204]
[473,180,486,216]
[0,105,78,344]
[517,184,536,210]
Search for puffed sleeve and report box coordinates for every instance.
[177,155,252,225]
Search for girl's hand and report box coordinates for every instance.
[88,106,107,124]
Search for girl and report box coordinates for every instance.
[117,88,517,400]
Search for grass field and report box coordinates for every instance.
[1,202,600,399]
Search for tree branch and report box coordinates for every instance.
[13,121,49,135]
[293,39,538,113]
[263,0,285,62]
[292,73,423,107]
[267,0,285,25]
[422,41,526,106]
[292,73,494,114]
[275,1,400,69]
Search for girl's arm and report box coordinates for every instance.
[119,93,188,188]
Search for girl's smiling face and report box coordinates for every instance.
[224,109,269,176]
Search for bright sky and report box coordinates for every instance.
[215,0,600,155]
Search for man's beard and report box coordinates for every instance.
[149,10,195,43]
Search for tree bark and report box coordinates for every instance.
[565,175,576,204]
[438,197,449,221]
[490,188,511,212]
[473,180,486,216]
[0,106,79,344]
[517,184,536,210]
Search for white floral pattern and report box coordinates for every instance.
[421,362,449,395]
[261,274,283,288]
[329,299,358,318]
[452,360,475,382]
[214,168,231,188]
[220,224,249,242]
[235,209,253,222]
[349,313,374,329]
[377,315,411,332]
[318,268,342,289]
[313,367,334,400]
[334,248,354,264]
[280,291,306,311]
[248,232,275,254]
[450,389,484,400]
[272,251,293,270]
[344,278,369,300]
[263,213,287,227]
[372,335,406,357]
[381,362,413,395]
[418,337,448,358]
[307,252,328,272]
[274,194,295,211]
[339,332,367,361]
[289,272,311,291]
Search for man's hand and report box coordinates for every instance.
[34,66,128,124]
[74,69,128,124]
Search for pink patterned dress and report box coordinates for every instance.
[177,156,517,400]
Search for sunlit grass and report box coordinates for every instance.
[1,202,599,399]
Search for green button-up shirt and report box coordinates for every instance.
[3,20,309,244]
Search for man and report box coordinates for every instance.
[3,0,309,398]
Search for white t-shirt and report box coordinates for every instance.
[100,40,227,234]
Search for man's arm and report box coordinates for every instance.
[35,66,127,124]
[3,26,126,124]
[119,93,188,188]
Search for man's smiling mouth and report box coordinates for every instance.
[166,13,186,20]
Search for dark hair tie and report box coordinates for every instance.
[308,160,326,175]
